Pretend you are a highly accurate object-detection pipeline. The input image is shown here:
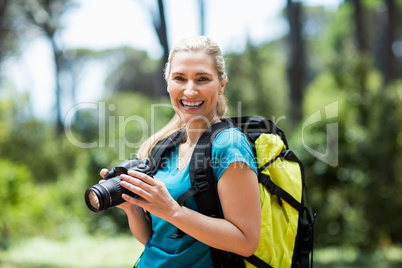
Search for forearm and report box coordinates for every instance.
[123,205,152,245]
[166,205,258,257]
[166,164,261,257]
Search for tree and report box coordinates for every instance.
[144,0,169,97]
[378,0,398,85]
[286,0,306,127]
[199,0,205,35]
[0,0,9,66]
[0,0,19,84]
[349,0,370,126]
[105,47,160,96]
[300,0,402,250]
[18,0,76,135]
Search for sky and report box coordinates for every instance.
[61,0,287,56]
[4,0,342,120]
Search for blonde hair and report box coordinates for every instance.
[137,36,228,159]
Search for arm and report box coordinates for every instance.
[121,204,153,245]
[100,169,152,245]
[120,161,261,256]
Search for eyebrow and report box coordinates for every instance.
[171,72,212,76]
[196,72,212,76]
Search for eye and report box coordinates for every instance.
[173,76,185,82]
[198,76,210,82]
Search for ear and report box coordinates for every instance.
[218,78,227,95]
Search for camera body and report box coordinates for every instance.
[85,158,153,213]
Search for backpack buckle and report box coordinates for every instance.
[195,181,210,192]
[194,168,210,192]
[262,174,284,206]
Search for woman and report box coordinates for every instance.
[101,36,261,267]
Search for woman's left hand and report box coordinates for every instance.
[120,170,180,219]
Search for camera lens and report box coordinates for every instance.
[85,176,129,212]
[85,159,152,213]
[87,191,100,211]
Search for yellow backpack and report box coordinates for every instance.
[151,116,316,268]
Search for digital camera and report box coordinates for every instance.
[85,158,153,213]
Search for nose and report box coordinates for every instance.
[183,81,198,98]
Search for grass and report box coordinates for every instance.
[1,235,402,268]
[313,246,402,267]
[0,235,144,268]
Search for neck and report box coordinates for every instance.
[183,116,221,145]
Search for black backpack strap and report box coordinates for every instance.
[175,121,234,267]
[286,151,315,268]
[276,149,315,268]
[176,121,233,214]
[259,173,304,213]
[257,149,304,213]
[244,255,273,268]
[149,130,184,173]
[229,116,289,148]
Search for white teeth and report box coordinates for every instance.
[181,100,203,107]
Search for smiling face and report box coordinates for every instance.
[167,50,226,128]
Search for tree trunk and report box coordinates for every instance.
[382,0,397,86]
[151,0,169,97]
[350,0,368,126]
[20,0,72,135]
[351,0,367,52]
[0,0,9,83]
[49,35,64,135]
[199,0,205,35]
[156,0,169,65]
[286,0,305,126]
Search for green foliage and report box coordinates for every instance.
[296,51,402,250]
[105,47,161,96]
[0,97,97,248]
[283,1,402,251]
[0,92,175,247]
[225,40,288,123]
[0,159,33,247]
[70,93,173,163]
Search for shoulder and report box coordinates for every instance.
[211,127,257,180]
[212,127,253,159]
[213,127,249,149]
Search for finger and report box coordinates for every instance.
[121,193,147,207]
[127,170,154,184]
[100,169,109,178]
[120,174,149,191]
[120,176,151,200]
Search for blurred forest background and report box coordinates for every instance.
[0,0,402,267]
